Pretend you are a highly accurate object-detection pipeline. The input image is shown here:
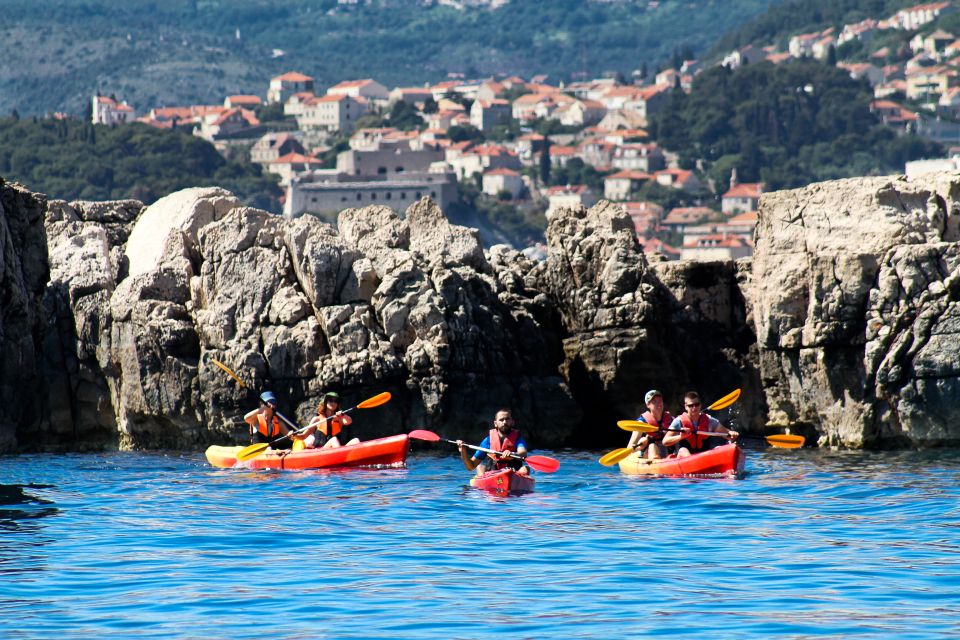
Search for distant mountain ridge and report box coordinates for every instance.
[0,0,781,116]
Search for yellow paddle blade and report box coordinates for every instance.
[357,391,391,409]
[211,358,247,389]
[235,443,269,462]
[766,434,805,449]
[708,388,742,411]
[599,447,635,466]
[616,420,658,433]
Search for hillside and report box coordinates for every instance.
[0,0,782,116]
[711,0,919,55]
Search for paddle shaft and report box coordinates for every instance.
[444,438,527,462]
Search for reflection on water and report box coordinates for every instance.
[0,483,59,530]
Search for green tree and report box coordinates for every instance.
[539,139,551,185]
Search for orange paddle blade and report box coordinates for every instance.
[357,392,391,409]
[599,447,634,466]
[617,420,658,433]
[211,358,247,389]
[766,434,805,448]
[708,388,741,411]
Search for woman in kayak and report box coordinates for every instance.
[243,391,293,448]
[627,389,673,460]
[662,391,738,457]
[302,391,359,449]
[457,408,530,476]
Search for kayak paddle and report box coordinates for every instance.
[409,430,560,473]
[235,391,392,462]
[211,357,304,439]
[598,447,635,466]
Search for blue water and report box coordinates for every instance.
[2,445,960,639]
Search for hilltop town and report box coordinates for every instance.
[82,1,960,260]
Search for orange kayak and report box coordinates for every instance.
[205,434,410,470]
[618,443,746,477]
[470,468,536,496]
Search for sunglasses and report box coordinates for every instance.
[685,402,701,408]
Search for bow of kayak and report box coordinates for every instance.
[470,468,536,496]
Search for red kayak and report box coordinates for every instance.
[617,443,746,477]
[470,468,536,496]
[205,434,410,470]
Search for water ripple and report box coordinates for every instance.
[1,448,960,637]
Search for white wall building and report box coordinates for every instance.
[92,95,135,125]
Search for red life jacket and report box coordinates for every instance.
[488,428,521,469]
[679,413,710,452]
[256,414,283,438]
[642,410,674,441]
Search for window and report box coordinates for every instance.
[356,193,362,200]
[386,192,391,200]
[430,191,436,198]
[377,167,387,175]
[395,166,404,173]
[341,196,347,202]
[415,191,421,198]
[400,192,406,199]
[371,193,377,200]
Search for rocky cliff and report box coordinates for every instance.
[753,173,960,448]
[2,172,959,453]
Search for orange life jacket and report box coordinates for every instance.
[315,413,349,438]
[256,413,283,438]
[641,410,673,441]
[679,413,710,452]
[488,428,521,469]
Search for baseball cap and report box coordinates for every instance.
[260,391,278,405]
[644,389,662,403]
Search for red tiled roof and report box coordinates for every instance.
[274,72,314,82]
[723,183,763,199]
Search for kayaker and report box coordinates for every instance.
[302,391,359,449]
[662,391,738,457]
[457,409,530,476]
[243,391,293,448]
[628,389,673,460]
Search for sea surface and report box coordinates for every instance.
[2,444,959,639]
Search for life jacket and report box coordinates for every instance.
[488,428,521,469]
[641,410,674,441]
[679,413,710,452]
[315,413,349,438]
[256,413,283,438]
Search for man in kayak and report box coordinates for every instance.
[243,391,293,448]
[301,391,359,449]
[662,391,738,457]
[457,408,530,476]
[628,389,673,460]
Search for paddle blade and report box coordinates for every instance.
[599,448,634,466]
[236,443,269,462]
[766,434,805,449]
[617,420,658,433]
[708,388,742,411]
[408,429,440,442]
[525,455,560,473]
[211,358,247,389]
[357,391,392,409]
